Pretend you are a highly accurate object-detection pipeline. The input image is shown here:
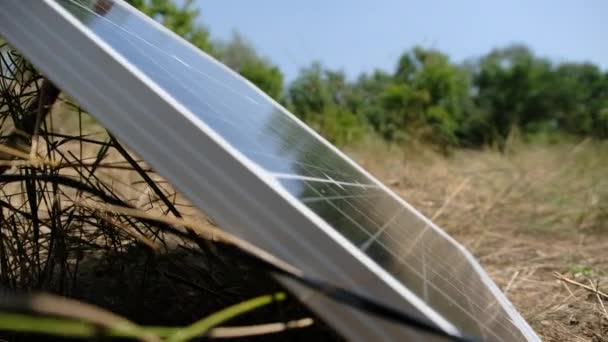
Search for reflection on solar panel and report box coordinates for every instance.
[0,0,540,341]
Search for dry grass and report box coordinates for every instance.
[349,137,608,341]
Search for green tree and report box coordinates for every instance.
[373,47,472,146]
[287,62,329,117]
[352,70,397,140]
[471,45,555,144]
[214,33,284,100]
[377,82,428,141]
[286,62,365,144]
[471,44,608,143]
[550,63,608,137]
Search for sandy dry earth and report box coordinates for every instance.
[455,231,608,341]
[351,143,608,341]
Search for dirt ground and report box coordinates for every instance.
[352,140,608,341]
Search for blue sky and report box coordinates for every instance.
[196,0,607,81]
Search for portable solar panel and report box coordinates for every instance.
[0,1,540,340]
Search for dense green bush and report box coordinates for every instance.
[287,45,608,149]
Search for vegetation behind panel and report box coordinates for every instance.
[126,0,608,148]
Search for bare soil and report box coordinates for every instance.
[352,140,608,341]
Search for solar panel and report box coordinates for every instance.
[0,1,540,341]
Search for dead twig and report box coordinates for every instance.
[208,317,314,339]
[76,200,303,278]
[504,270,520,295]
[587,279,608,320]
[0,78,60,174]
[552,272,608,301]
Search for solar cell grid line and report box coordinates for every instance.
[300,184,386,208]
[300,193,386,204]
[360,208,404,251]
[272,173,377,188]
[374,220,507,312]
[368,239,506,339]
[363,244,494,339]
[323,190,398,226]
[294,183,502,311]
[329,205,496,319]
[243,148,361,179]
[298,183,399,237]
[0,0,540,341]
